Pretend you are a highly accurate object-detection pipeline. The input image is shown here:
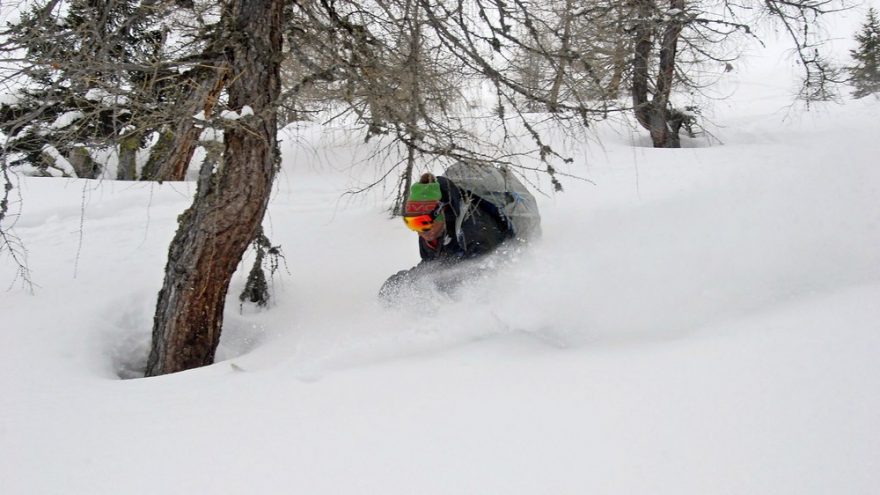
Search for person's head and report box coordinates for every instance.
[403,173,446,241]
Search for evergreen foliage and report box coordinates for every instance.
[0,1,166,175]
[849,8,880,98]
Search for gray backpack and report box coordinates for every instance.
[443,162,542,242]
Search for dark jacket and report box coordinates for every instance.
[418,176,512,263]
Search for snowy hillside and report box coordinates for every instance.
[3,11,880,495]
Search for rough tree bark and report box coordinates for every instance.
[145,0,283,376]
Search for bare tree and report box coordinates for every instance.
[634,0,850,145]
[145,0,283,376]
[631,0,690,148]
[508,0,850,147]
[764,0,849,104]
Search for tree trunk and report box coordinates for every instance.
[140,66,227,182]
[398,0,420,215]
[139,129,173,181]
[653,0,685,148]
[157,69,228,181]
[117,133,140,181]
[547,0,574,113]
[632,0,655,132]
[145,0,283,377]
[68,146,99,178]
[632,0,685,148]
[607,39,628,96]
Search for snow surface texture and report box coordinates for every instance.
[3,17,880,495]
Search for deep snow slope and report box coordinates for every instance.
[2,29,880,495]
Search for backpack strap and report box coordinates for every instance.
[436,176,467,247]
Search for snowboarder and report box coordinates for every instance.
[379,172,513,300]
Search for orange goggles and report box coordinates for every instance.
[403,214,435,232]
[403,213,444,232]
